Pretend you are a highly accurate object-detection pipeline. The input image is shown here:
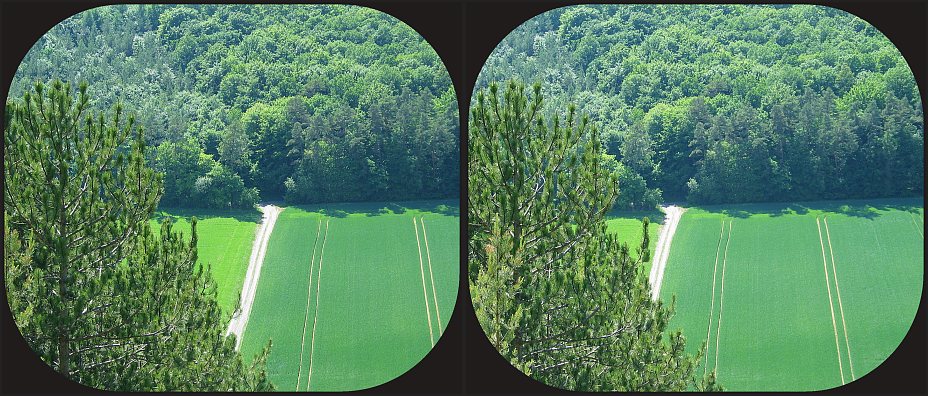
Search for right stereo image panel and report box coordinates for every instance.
[468,4,922,392]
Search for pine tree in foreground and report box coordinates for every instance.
[468,80,721,391]
[3,80,273,391]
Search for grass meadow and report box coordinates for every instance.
[238,200,458,391]
[606,209,664,274]
[659,198,923,391]
[151,208,263,316]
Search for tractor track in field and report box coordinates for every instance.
[910,212,924,238]
[714,220,733,373]
[414,218,436,346]
[816,217,846,385]
[823,217,855,381]
[420,217,442,334]
[649,205,685,300]
[306,219,330,391]
[296,219,323,390]
[226,204,283,349]
[704,220,726,375]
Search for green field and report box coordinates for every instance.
[151,208,262,316]
[606,209,664,274]
[660,198,923,391]
[239,200,459,391]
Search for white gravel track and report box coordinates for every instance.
[226,204,283,349]
[648,205,685,301]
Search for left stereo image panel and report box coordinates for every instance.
[4,4,460,392]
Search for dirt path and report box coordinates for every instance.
[648,205,685,300]
[226,204,283,350]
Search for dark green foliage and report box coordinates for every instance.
[284,87,459,203]
[3,81,272,391]
[637,218,651,263]
[151,138,257,209]
[604,154,663,210]
[218,109,257,185]
[12,4,459,205]
[469,81,719,391]
[194,162,260,209]
[478,4,923,205]
[152,138,212,205]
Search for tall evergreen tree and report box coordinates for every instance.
[469,81,720,391]
[4,80,273,391]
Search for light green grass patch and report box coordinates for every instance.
[605,208,664,274]
[151,207,262,317]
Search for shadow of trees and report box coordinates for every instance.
[693,196,923,220]
[291,199,460,217]
[153,207,264,224]
[606,208,666,224]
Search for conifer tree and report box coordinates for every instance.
[4,80,273,391]
[469,81,720,391]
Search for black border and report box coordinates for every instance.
[1,0,925,395]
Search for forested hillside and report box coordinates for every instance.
[12,4,459,207]
[478,4,923,206]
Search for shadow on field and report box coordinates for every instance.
[606,208,666,224]
[694,197,924,220]
[153,207,264,224]
[321,208,350,218]
[292,199,460,217]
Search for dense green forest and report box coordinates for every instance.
[477,4,923,207]
[12,4,459,207]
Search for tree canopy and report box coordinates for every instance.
[478,4,922,206]
[12,4,459,206]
